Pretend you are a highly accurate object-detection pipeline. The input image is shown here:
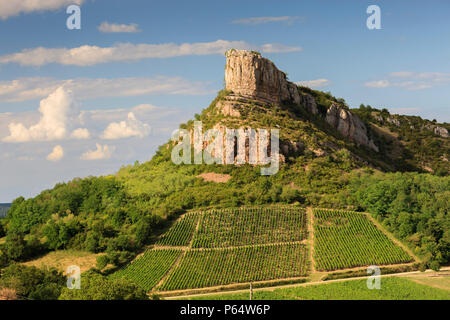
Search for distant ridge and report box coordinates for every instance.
[0,203,11,218]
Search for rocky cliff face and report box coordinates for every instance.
[225,49,300,105]
[221,49,378,152]
[325,104,379,152]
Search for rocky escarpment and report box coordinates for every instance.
[219,49,378,152]
[225,49,300,105]
[326,104,379,152]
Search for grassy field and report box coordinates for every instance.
[187,277,450,300]
[22,250,101,273]
[313,209,413,271]
[404,272,450,291]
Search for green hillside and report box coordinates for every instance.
[0,53,448,301]
[0,85,448,276]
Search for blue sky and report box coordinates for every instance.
[0,0,449,202]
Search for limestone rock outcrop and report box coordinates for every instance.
[225,49,300,105]
[299,93,318,115]
[434,126,449,138]
[326,104,379,152]
[221,49,378,152]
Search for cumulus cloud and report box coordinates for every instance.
[0,0,83,19]
[47,145,64,162]
[232,16,303,25]
[70,128,90,140]
[365,72,450,90]
[0,40,302,67]
[98,22,141,33]
[296,79,330,88]
[3,87,74,142]
[2,86,90,143]
[81,144,115,160]
[102,112,151,140]
[0,77,215,102]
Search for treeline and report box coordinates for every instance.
[342,170,449,268]
[0,264,147,300]
[0,176,160,269]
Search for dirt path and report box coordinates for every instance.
[166,267,450,300]
[306,207,315,273]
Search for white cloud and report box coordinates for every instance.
[366,72,450,90]
[0,77,215,102]
[47,145,64,162]
[2,86,90,143]
[102,112,150,140]
[260,43,302,53]
[232,16,303,25]
[79,104,178,135]
[81,144,115,160]
[0,0,83,19]
[389,71,415,78]
[98,22,141,33]
[389,107,420,114]
[3,87,74,142]
[0,40,302,67]
[70,128,90,140]
[295,79,330,88]
[365,80,390,88]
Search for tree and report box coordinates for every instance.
[135,216,155,247]
[0,220,5,237]
[0,264,65,300]
[96,255,109,270]
[429,260,440,272]
[59,271,147,300]
[4,232,26,261]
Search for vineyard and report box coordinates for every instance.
[192,207,307,248]
[109,249,182,291]
[111,206,309,291]
[156,212,199,246]
[313,209,413,271]
[111,206,415,293]
[160,243,308,290]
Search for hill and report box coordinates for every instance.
[0,50,448,296]
[0,204,10,218]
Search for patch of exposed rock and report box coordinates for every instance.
[434,126,449,138]
[325,104,379,152]
[219,49,378,152]
[299,93,318,115]
[197,172,231,183]
[386,117,401,127]
[225,49,300,106]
